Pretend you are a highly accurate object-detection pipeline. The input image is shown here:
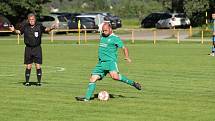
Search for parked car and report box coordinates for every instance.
[141,12,191,29]
[85,12,122,29]
[75,15,100,30]
[0,14,11,35]
[50,12,81,29]
[50,12,97,31]
[38,14,68,30]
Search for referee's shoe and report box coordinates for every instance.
[36,82,42,86]
[24,82,30,86]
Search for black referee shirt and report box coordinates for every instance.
[20,22,46,47]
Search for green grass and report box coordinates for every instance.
[0,39,215,121]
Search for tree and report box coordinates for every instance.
[183,0,209,26]
[0,0,51,25]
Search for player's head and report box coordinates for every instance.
[27,13,36,26]
[102,22,112,37]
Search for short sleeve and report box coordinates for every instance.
[115,37,124,48]
[40,24,46,33]
[19,20,27,35]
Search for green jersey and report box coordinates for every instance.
[98,33,124,62]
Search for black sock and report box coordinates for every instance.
[25,68,31,83]
[37,68,42,83]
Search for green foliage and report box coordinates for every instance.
[112,0,162,19]
[0,0,51,24]
[183,0,209,26]
[1,0,215,27]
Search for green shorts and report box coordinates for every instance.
[91,61,119,79]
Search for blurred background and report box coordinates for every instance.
[0,0,215,30]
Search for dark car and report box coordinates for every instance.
[0,14,11,35]
[74,15,98,31]
[141,12,167,28]
[99,12,122,28]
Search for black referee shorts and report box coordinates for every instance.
[24,46,42,64]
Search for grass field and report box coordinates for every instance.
[0,39,215,121]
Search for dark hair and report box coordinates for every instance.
[104,16,109,21]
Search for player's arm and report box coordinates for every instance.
[9,26,21,34]
[122,46,131,63]
[116,37,132,63]
[45,27,55,32]
[44,23,57,32]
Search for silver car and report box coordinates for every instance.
[156,13,191,29]
[38,14,68,30]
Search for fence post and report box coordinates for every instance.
[173,27,176,37]
[153,30,156,44]
[78,20,81,44]
[189,26,192,37]
[201,30,204,44]
[51,30,54,42]
[66,27,69,35]
[131,30,135,44]
[206,11,208,30]
[177,30,180,44]
[84,29,87,43]
[17,34,20,45]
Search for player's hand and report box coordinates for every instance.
[51,23,58,30]
[124,57,131,63]
[9,25,15,32]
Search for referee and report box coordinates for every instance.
[9,13,56,86]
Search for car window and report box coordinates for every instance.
[39,16,55,22]
[153,13,162,20]
[58,16,67,22]
[146,14,154,19]
[79,17,94,22]
[161,13,172,19]
[175,14,186,18]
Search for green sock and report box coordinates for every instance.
[85,82,96,100]
[119,74,134,86]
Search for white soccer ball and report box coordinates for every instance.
[98,91,109,101]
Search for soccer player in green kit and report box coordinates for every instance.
[76,23,142,101]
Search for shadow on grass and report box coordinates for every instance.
[13,81,49,86]
[92,93,138,100]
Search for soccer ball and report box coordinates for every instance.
[98,91,109,101]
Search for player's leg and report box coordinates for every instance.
[109,71,141,90]
[212,37,215,55]
[25,64,32,86]
[76,75,101,101]
[109,62,141,90]
[35,63,42,86]
[210,36,215,56]
[85,75,100,100]
[76,63,105,101]
[33,46,43,86]
[24,47,33,86]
